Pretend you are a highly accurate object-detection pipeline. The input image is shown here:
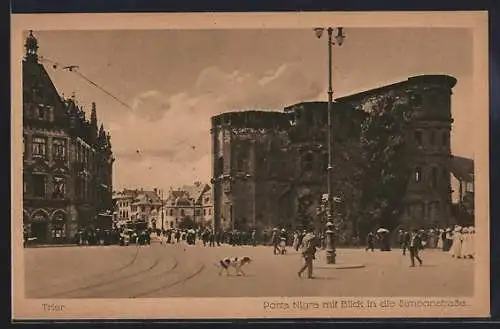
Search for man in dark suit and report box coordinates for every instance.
[402,230,410,256]
[408,228,424,267]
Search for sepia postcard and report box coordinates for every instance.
[11,11,490,320]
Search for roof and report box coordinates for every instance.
[451,156,474,182]
[181,182,210,202]
[133,190,162,206]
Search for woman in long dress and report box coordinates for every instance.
[437,229,444,250]
[450,226,463,258]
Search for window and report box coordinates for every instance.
[52,176,66,199]
[38,106,45,119]
[33,174,46,197]
[442,131,448,146]
[303,153,314,171]
[429,131,436,145]
[209,208,212,215]
[141,206,145,212]
[32,137,47,158]
[414,167,422,182]
[431,167,438,188]
[169,209,173,216]
[181,209,185,216]
[203,209,207,216]
[216,156,224,176]
[414,131,423,145]
[53,139,66,160]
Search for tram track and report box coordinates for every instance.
[76,245,181,298]
[26,246,141,298]
[45,246,162,298]
[131,252,206,298]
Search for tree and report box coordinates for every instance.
[353,93,414,237]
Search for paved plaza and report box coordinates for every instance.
[24,241,474,299]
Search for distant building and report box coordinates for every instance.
[130,189,162,229]
[162,182,212,229]
[112,189,138,226]
[212,74,457,234]
[23,31,114,244]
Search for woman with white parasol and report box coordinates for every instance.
[376,228,391,251]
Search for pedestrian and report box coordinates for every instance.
[216,230,221,246]
[251,229,257,247]
[408,228,423,267]
[450,226,463,258]
[298,228,317,279]
[209,230,215,247]
[402,230,410,256]
[365,232,375,252]
[271,228,280,255]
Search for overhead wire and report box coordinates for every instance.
[39,54,202,184]
[39,55,134,111]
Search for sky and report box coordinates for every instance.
[27,28,474,192]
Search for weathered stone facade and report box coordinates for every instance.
[22,31,114,244]
[211,74,457,233]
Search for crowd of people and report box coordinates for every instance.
[395,225,475,259]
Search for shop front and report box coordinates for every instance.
[24,209,50,244]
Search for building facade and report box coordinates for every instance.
[22,31,114,244]
[129,189,162,229]
[112,189,137,226]
[212,75,457,234]
[162,182,212,229]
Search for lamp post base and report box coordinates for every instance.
[325,249,336,264]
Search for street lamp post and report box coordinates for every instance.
[314,27,346,264]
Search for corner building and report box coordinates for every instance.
[211,75,456,234]
[22,31,114,244]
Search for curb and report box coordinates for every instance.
[316,263,366,270]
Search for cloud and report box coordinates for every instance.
[130,89,171,121]
[112,62,325,190]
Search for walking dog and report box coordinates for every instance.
[216,257,252,276]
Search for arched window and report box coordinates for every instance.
[431,167,438,187]
[414,167,422,182]
[216,156,224,176]
[303,152,314,171]
[414,131,423,145]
